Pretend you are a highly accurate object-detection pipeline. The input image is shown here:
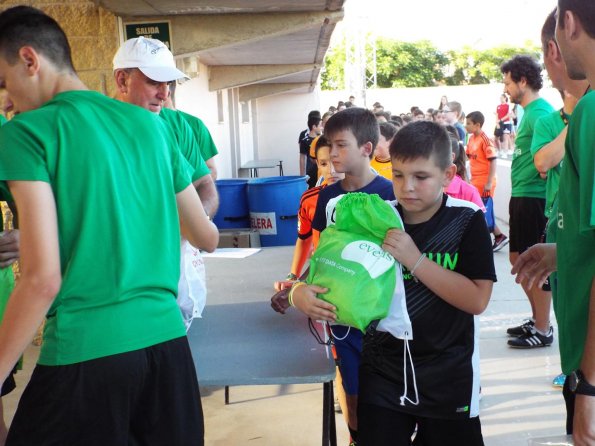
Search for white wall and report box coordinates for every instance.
[176,64,235,179]
[255,90,321,177]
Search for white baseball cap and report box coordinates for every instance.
[113,36,188,82]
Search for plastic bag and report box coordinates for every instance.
[177,238,207,331]
[307,193,405,331]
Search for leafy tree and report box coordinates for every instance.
[444,42,541,85]
[321,39,346,90]
[320,37,542,90]
[375,39,448,88]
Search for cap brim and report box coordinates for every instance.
[139,66,189,82]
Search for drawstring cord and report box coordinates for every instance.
[400,334,419,407]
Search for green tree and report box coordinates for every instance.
[375,39,448,88]
[320,37,542,90]
[444,43,541,85]
[320,39,346,90]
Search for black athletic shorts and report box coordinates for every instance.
[509,197,547,254]
[6,337,204,446]
[358,402,484,446]
[0,367,15,397]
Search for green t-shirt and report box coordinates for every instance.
[511,97,553,198]
[160,108,210,181]
[530,110,567,218]
[0,90,192,366]
[178,110,219,161]
[555,90,595,374]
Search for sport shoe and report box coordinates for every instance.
[508,326,554,349]
[507,319,535,337]
[552,373,566,388]
[492,234,509,252]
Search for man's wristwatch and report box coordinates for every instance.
[569,370,595,396]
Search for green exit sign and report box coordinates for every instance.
[124,22,171,49]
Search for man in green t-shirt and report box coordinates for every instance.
[0,6,218,444]
[532,9,590,391]
[113,37,219,217]
[513,1,595,443]
[501,55,555,349]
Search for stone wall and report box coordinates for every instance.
[0,1,119,95]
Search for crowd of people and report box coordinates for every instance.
[0,2,591,446]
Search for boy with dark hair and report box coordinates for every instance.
[290,107,394,444]
[298,110,321,176]
[501,54,555,348]
[301,115,323,188]
[273,136,344,291]
[465,111,508,251]
[294,121,495,445]
[0,6,218,445]
[371,121,398,180]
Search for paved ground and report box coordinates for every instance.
[3,161,572,445]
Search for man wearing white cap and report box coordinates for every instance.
[113,36,219,217]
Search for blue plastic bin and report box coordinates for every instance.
[213,179,250,229]
[247,176,308,246]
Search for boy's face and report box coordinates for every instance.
[316,146,344,185]
[375,134,391,159]
[328,129,372,174]
[465,119,480,135]
[391,154,455,224]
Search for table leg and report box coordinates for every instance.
[322,381,337,446]
[225,385,230,405]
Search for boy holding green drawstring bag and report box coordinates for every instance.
[293,121,497,446]
[288,107,395,444]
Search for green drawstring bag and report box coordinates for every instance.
[307,193,404,331]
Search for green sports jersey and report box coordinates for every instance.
[0,90,192,366]
[178,110,219,161]
[511,97,553,198]
[530,110,567,218]
[160,108,210,181]
[555,90,595,375]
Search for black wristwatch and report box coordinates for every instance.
[569,370,595,396]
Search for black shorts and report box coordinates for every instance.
[1,368,16,397]
[509,197,547,254]
[7,337,203,446]
[358,402,484,446]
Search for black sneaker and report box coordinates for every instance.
[508,326,554,349]
[507,319,534,337]
[493,234,509,252]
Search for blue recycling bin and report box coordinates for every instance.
[247,176,308,246]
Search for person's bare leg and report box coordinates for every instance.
[529,286,552,333]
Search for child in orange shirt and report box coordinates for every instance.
[465,111,508,251]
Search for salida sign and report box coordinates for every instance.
[124,22,171,49]
[250,212,277,235]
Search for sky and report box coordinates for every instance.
[335,0,558,51]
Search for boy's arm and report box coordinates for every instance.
[177,184,219,253]
[290,237,312,277]
[0,181,62,384]
[384,229,492,314]
[484,158,497,197]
